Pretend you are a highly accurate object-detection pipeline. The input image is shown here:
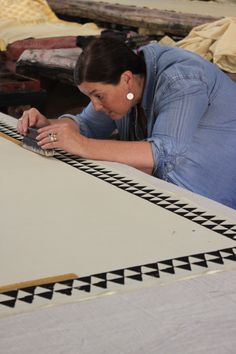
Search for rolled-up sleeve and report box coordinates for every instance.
[147,77,209,179]
[60,102,116,139]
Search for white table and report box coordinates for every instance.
[0,112,235,353]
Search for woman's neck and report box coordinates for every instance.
[133,74,146,105]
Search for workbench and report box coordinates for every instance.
[0,112,236,353]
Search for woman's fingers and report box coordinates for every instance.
[17,108,50,135]
[17,111,30,135]
[17,110,35,135]
[37,129,57,141]
[38,123,61,134]
[16,118,23,134]
[36,119,81,154]
[23,111,32,134]
[37,130,58,150]
[38,139,57,150]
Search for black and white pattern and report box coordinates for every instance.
[1,119,236,311]
[0,247,235,308]
[1,120,235,241]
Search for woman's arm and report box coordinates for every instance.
[82,138,154,174]
[149,77,209,178]
[38,120,154,174]
[60,102,116,139]
[17,103,116,139]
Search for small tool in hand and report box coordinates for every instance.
[22,127,54,157]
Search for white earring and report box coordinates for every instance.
[127,92,134,101]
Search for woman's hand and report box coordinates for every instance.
[17,108,51,135]
[37,118,87,156]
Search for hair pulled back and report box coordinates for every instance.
[74,37,146,86]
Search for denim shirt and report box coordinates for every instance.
[64,44,236,209]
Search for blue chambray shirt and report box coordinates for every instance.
[64,44,236,209]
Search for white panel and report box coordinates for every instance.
[0,136,235,288]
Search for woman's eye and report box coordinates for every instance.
[95,94,103,100]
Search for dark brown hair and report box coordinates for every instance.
[74,37,146,85]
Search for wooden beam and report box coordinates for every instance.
[48,0,221,37]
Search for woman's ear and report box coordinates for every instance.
[121,71,133,84]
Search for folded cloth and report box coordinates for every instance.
[6,37,78,60]
[176,17,236,73]
[0,0,101,51]
[17,47,83,70]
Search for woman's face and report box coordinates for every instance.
[78,74,135,120]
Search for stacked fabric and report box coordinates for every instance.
[176,17,236,73]
[0,0,101,51]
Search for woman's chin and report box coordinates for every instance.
[109,112,124,120]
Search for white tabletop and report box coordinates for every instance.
[0,112,236,353]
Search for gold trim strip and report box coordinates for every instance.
[0,273,78,293]
[0,131,21,146]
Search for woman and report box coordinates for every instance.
[17,37,236,209]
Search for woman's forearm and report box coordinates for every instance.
[81,138,154,174]
[37,120,154,174]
